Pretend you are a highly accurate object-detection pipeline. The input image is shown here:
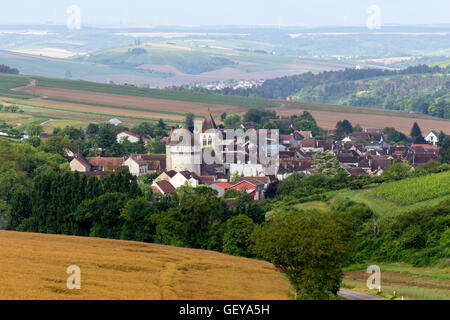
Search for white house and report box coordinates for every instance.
[108,118,122,126]
[170,171,200,188]
[425,130,439,146]
[124,155,149,176]
[117,131,151,144]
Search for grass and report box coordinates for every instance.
[43,97,193,117]
[373,171,450,205]
[294,201,330,212]
[0,230,291,300]
[33,76,279,109]
[342,262,450,300]
[335,188,450,218]
[0,73,37,99]
[1,99,182,125]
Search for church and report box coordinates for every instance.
[165,110,279,177]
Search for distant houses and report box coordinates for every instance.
[116,130,151,144]
[108,118,122,126]
[70,153,166,178]
[425,130,439,146]
[65,114,445,202]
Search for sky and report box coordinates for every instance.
[1,0,449,27]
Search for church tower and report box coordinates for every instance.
[166,127,201,175]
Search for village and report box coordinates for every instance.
[65,111,443,201]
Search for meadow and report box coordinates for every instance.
[0,73,37,99]
[0,230,291,300]
[342,263,450,300]
[373,171,450,205]
[33,76,279,109]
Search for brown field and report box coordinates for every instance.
[277,107,450,134]
[18,86,246,116]
[0,231,291,300]
[28,99,187,121]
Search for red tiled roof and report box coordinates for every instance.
[232,181,257,191]
[301,139,317,148]
[155,180,175,195]
[411,144,439,150]
[234,176,268,186]
[296,131,312,138]
[87,157,124,168]
[213,182,233,189]
[279,134,292,141]
[73,156,90,168]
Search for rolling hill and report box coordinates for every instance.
[1,73,449,134]
[0,230,291,300]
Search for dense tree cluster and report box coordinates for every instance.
[0,64,19,74]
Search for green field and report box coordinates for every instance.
[0,73,37,99]
[430,59,450,68]
[342,262,450,300]
[373,171,450,205]
[34,76,279,109]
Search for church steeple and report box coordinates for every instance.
[202,109,217,132]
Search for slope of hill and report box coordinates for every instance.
[4,73,448,134]
[0,230,291,300]
[222,65,450,119]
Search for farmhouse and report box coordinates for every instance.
[70,156,125,173]
[124,153,166,176]
[108,118,122,126]
[117,131,151,144]
[425,130,439,146]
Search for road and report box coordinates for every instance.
[338,289,385,300]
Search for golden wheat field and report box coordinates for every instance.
[0,231,291,300]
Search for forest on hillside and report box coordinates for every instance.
[207,65,450,119]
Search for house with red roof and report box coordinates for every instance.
[210,182,233,196]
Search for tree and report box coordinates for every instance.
[148,140,166,154]
[410,122,424,143]
[26,124,43,137]
[439,136,450,163]
[233,191,265,224]
[185,113,195,131]
[312,151,344,176]
[220,112,227,121]
[120,197,156,242]
[157,118,167,130]
[223,215,255,257]
[335,120,353,139]
[251,209,354,300]
[437,131,447,147]
[224,114,241,129]
[98,124,117,148]
[86,123,99,135]
[381,162,411,181]
[243,109,276,127]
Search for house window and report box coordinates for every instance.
[203,136,207,146]
[208,136,212,146]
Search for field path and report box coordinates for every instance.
[338,289,385,300]
[159,262,178,300]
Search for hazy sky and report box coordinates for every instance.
[1,0,449,26]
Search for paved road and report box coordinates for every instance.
[338,289,385,300]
